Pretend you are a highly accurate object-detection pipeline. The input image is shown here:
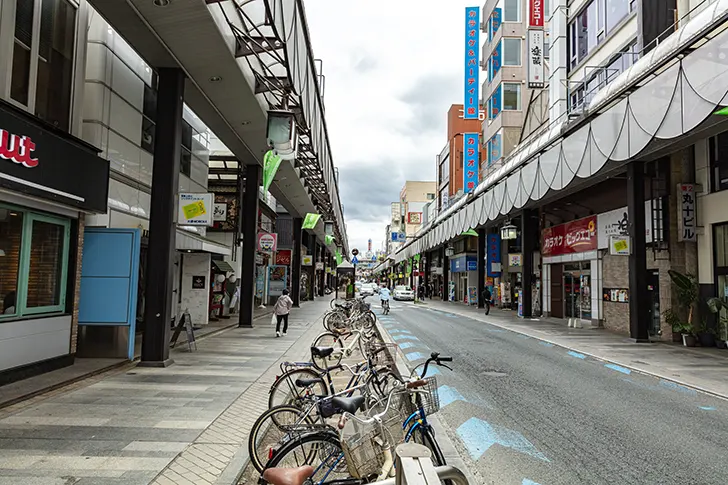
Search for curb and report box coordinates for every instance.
[418,305,728,402]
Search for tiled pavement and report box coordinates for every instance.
[0,300,332,485]
[418,299,728,399]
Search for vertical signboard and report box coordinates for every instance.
[487,234,502,277]
[529,0,544,27]
[488,133,502,166]
[678,184,697,242]
[464,7,480,119]
[492,8,502,34]
[490,84,502,119]
[527,29,545,88]
[492,41,502,77]
[463,133,480,193]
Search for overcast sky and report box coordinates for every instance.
[305,1,478,255]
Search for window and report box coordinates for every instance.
[567,0,633,72]
[0,204,70,320]
[10,0,77,131]
[427,193,436,200]
[709,132,728,193]
[503,83,521,110]
[606,0,630,33]
[503,0,520,22]
[503,38,521,66]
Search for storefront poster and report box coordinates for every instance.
[275,249,292,266]
[468,287,478,305]
[178,193,214,226]
[603,288,629,303]
[302,255,313,266]
[508,253,522,267]
[541,215,597,257]
[487,234,502,277]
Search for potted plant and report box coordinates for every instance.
[695,320,716,347]
[663,308,683,343]
[668,270,699,346]
[706,297,728,349]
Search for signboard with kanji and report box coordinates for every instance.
[464,7,480,120]
[527,29,545,89]
[678,184,697,242]
[463,133,480,193]
[541,216,598,256]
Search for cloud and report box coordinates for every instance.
[306,0,478,253]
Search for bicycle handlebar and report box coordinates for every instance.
[419,352,454,379]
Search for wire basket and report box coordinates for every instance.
[340,392,412,479]
[415,376,440,416]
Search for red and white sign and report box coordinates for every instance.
[541,216,597,257]
[529,0,544,28]
[408,212,423,224]
[275,249,292,265]
[0,129,39,168]
[257,232,278,252]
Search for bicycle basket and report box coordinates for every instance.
[340,392,411,479]
[416,376,440,416]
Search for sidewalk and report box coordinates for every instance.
[417,299,728,400]
[0,299,331,485]
[0,308,275,409]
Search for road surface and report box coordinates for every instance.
[376,300,728,485]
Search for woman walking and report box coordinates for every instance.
[274,289,293,337]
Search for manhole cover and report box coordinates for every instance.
[481,370,508,377]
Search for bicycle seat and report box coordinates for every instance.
[295,377,323,388]
[331,395,366,415]
[311,346,334,358]
[262,465,313,485]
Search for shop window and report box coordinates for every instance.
[10,0,77,132]
[708,132,728,192]
[0,204,70,320]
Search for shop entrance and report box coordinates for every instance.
[563,262,592,321]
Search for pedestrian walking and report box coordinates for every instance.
[274,289,293,337]
[482,286,492,315]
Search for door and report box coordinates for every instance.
[647,270,660,337]
[78,228,141,360]
[551,264,564,318]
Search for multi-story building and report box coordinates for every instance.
[400,181,437,239]
[481,0,551,174]
[436,105,486,211]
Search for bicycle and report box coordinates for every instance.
[381,300,389,315]
[310,328,375,371]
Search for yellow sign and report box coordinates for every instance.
[613,239,628,252]
[182,200,207,220]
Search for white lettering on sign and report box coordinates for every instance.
[0,129,39,168]
[458,108,486,121]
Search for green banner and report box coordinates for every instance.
[462,229,479,237]
[335,251,343,265]
[262,150,282,193]
[302,213,321,230]
[325,234,335,246]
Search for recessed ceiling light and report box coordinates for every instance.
[209,76,222,82]
[241,121,251,126]
[153,0,171,6]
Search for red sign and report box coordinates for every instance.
[257,232,278,252]
[529,0,544,28]
[0,129,39,168]
[275,249,292,266]
[541,216,597,256]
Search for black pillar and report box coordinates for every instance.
[477,228,486,308]
[322,249,328,294]
[318,243,325,297]
[521,209,539,318]
[239,164,260,327]
[628,161,650,342]
[291,217,302,307]
[424,252,431,298]
[442,247,449,302]
[140,68,184,368]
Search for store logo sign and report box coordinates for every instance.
[0,129,39,168]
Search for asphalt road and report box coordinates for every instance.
[376,300,728,485]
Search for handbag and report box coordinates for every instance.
[271,313,277,325]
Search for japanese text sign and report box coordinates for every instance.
[492,8,502,35]
[541,216,598,257]
[275,249,292,265]
[529,0,544,27]
[490,84,502,119]
[492,41,502,77]
[488,133,502,166]
[464,7,480,120]
[463,133,480,193]
[678,184,697,242]
[527,29,545,89]
[487,234,501,277]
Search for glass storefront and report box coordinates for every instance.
[563,262,592,320]
[715,223,728,340]
[0,204,70,319]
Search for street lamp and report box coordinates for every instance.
[445,244,454,257]
[266,110,297,160]
[500,221,518,240]
[324,221,334,236]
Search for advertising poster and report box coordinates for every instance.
[268,265,288,297]
[178,193,214,226]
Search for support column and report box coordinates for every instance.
[319,244,325,297]
[628,161,650,341]
[442,247,449,302]
[291,217,302,307]
[424,252,431,298]
[521,209,539,318]
[477,228,486,308]
[238,164,261,328]
[140,68,184,368]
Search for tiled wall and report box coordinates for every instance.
[70,214,85,355]
[82,8,211,231]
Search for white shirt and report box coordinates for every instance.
[379,288,391,301]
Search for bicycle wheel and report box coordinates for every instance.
[248,404,319,473]
[269,368,328,409]
[261,430,353,484]
[324,311,347,333]
[311,332,344,370]
[410,423,452,484]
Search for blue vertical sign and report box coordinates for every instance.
[489,133,502,166]
[463,133,479,193]
[490,84,502,119]
[492,41,502,76]
[487,234,502,277]
[464,7,480,119]
[492,8,502,35]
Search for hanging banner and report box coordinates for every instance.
[490,84,502,119]
[257,232,278,252]
[463,133,480,193]
[529,0,544,27]
[325,234,335,246]
[492,41,502,77]
[487,234,502,277]
[335,251,343,265]
[302,213,321,229]
[262,150,282,193]
[492,8,502,36]
[464,7,480,119]
[527,29,545,89]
